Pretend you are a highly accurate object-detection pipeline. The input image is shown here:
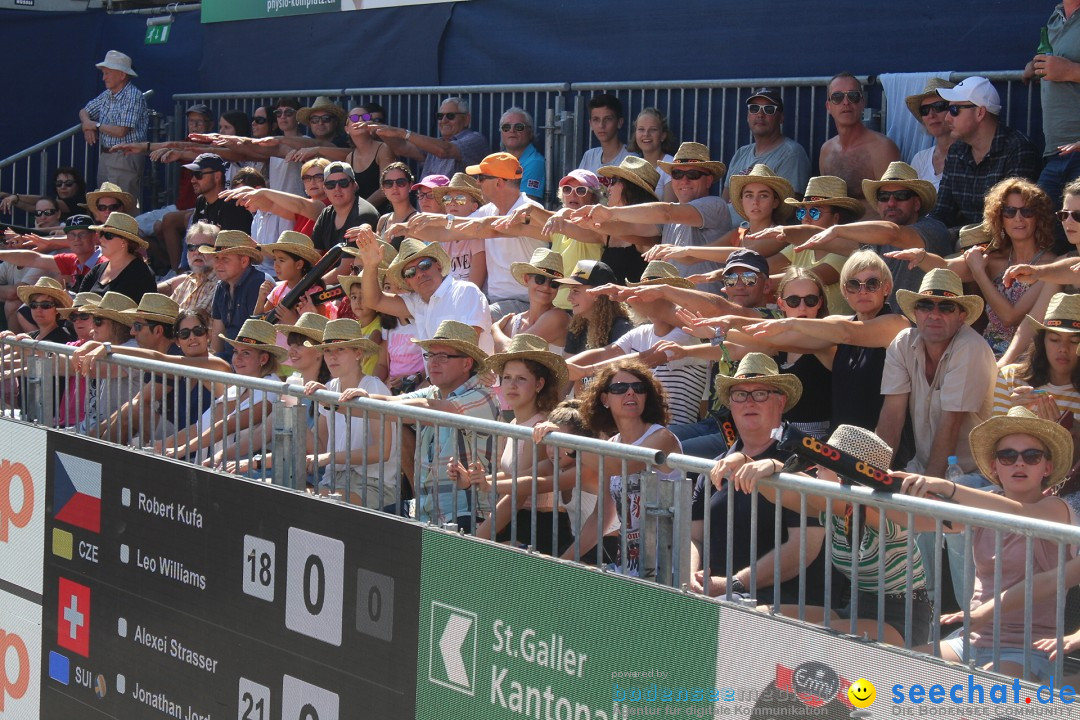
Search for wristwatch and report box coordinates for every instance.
[445,214,454,230]
[95,122,101,130]
[102,342,113,356]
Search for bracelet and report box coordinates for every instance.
[146,141,151,153]
[946,480,957,500]
[404,130,412,141]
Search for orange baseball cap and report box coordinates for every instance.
[466,152,523,180]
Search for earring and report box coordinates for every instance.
[603,403,609,409]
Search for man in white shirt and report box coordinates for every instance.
[578,94,636,177]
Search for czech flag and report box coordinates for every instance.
[53,453,101,534]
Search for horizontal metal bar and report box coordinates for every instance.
[343,84,571,95]
[173,90,348,101]
[570,77,870,91]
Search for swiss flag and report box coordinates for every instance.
[57,578,91,657]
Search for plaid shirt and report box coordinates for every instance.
[929,122,1040,228]
[172,271,217,314]
[82,81,148,147]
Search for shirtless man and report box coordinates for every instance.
[818,72,900,219]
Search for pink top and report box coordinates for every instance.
[499,413,554,511]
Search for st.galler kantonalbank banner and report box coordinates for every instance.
[201,0,465,24]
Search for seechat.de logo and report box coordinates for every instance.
[0,628,31,711]
[0,460,34,543]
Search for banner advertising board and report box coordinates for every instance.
[202,0,463,24]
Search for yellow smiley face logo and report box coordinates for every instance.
[848,678,876,708]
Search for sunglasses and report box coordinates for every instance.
[435,112,459,121]
[34,209,58,217]
[844,277,882,293]
[29,301,56,310]
[528,273,559,286]
[670,169,710,181]
[274,108,296,117]
[307,114,334,124]
[876,189,916,203]
[781,294,820,308]
[251,116,269,125]
[947,104,978,116]
[382,177,410,189]
[747,103,778,115]
[92,316,107,326]
[1002,206,1036,219]
[560,185,592,197]
[913,299,960,314]
[919,100,950,117]
[994,448,1048,465]
[422,352,466,363]
[323,178,354,190]
[829,91,864,104]
[177,325,209,340]
[402,257,435,279]
[301,174,324,183]
[606,381,647,395]
[96,202,123,212]
[415,190,435,201]
[500,122,528,132]
[1057,210,1080,223]
[100,232,126,242]
[475,174,498,183]
[795,207,829,222]
[132,321,158,332]
[70,312,93,322]
[440,194,472,206]
[348,113,374,123]
[723,271,759,287]
[191,170,220,179]
[186,243,213,252]
[55,180,77,188]
[729,389,782,403]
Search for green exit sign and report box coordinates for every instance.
[145,24,171,45]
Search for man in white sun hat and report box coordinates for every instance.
[79,50,148,204]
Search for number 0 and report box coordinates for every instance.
[303,554,325,614]
[367,585,381,622]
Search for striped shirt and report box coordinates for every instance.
[993,363,1080,419]
[614,324,709,425]
[82,82,148,148]
[821,512,926,593]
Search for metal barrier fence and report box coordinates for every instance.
[3,334,1078,685]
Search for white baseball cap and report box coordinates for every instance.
[937,76,1000,116]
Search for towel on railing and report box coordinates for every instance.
[879,71,954,163]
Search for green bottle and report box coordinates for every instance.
[1038,26,1054,55]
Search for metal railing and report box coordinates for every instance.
[3,334,1076,685]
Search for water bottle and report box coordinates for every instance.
[945,455,963,484]
[1037,26,1054,56]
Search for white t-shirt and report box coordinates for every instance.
[473,194,546,303]
[318,376,399,480]
[909,146,943,190]
[655,153,675,198]
[577,145,636,174]
[401,273,494,354]
[613,324,708,426]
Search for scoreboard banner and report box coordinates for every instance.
[201,0,465,24]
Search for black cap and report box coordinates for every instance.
[746,87,784,111]
[723,249,770,276]
[182,153,228,173]
[553,260,617,287]
[64,214,94,231]
[186,103,213,119]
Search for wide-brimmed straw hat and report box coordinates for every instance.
[89,211,147,249]
[827,425,894,470]
[411,320,488,368]
[386,238,451,290]
[969,406,1073,489]
[656,142,727,179]
[957,223,993,250]
[84,182,136,215]
[85,292,137,325]
[296,96,345,126]
[341,239,396,267]
[220,319,288,361]
[510,247,565,287]
[1026,293,1080,335]
[57,292,103,317]
[729,164,795,221]
[18,277,72,308]
[784,176,864,215]
[199,230,262,261]
[905,77,956,121]
[276,312,329,343]
[263,230,322,266]
[714,352,802,411]
[121,293,179,324]
[432,172,484,205]
[597,156,659,200]
[485,333,569,388]
[627,260,695,290]
[303,318,380,355]
[862,162,937,214]
[895,268,984,325]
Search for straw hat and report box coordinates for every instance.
[861,162,937,214]
[432,173,484,205]
[263,230,322,266]
[296,96,345,126]
[85,292,137,326]
[276,312,329,343]
[714,352,802,411]
[341,240,396,267]
[627,260,695,290]
[57,292,103,317]
[969,406,1073,489]
[729,164,795,221]
[597,156,659,200]
[485,333,569,388]
[957,223,994,250]
[199,230,262,261]
[1026,293,1080,335]
[895,268,984,325]
[219,319,288,361]
[121,293,179,324]
[827,425,894,471]
[784,176,864,215]
[510,247,565,287]
[905,77,956,121]
[17,277,72,308]
[411,320,488,367]
[89,211,147,249]
[303,318,380,355]
[84,182,136,215]
[386,238,451,290]
[656,142,727,178]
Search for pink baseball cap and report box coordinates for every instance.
[411,174,450,191]
[558,169,601,189]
